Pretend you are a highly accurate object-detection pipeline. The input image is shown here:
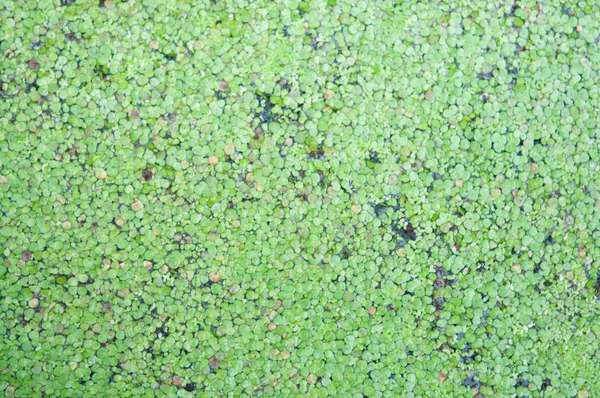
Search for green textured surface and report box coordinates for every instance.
[1,0,600,396]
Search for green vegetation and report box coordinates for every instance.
[1,0,600,396]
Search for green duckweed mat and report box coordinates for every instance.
[1,0,600,396]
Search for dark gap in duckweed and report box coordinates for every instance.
[308,148,325,160]
[366,151,380,166]
[255,93,275,124]
[463,371,481,389]
[391,221,417,242]
[183,383,196,392]
[368,199,399,218]
[94,65,109,81]
[162,52,176,62]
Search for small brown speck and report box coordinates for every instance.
[208,356,220,369]
[576,25,582,32]
[142,169,153,181]
[307,374,316,384]
[22,250,33,262]
[254,126,263,139]
[28,60,40,70]
[132,200,144,212]
[324,89,334,100]
[438,372,448,382]
[172,376,182,387]
[218,80,230,91]
[209,271,220,283]
[367,306,376,315]
[530,163,539,174]
[268,322,277,331]
[208,156,219,166]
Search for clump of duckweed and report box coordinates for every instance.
[0,0,599,396]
